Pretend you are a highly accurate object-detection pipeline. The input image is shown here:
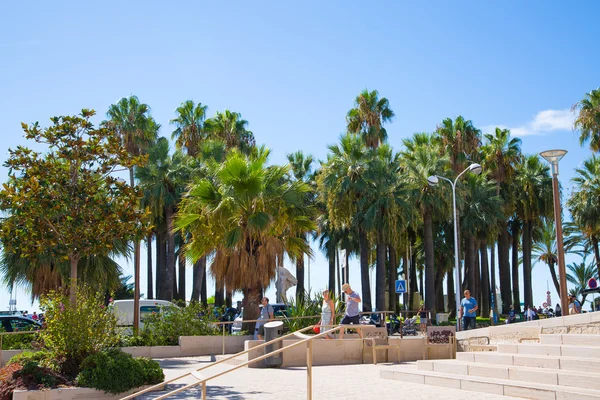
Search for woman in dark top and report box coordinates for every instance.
[418,304,428,335]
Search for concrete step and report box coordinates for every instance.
[418,359,600,390]
[540,334,600,346]
[498,343,600,358]
[381,363,600,400]
[457,351,600,372]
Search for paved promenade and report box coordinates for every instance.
[140,356,520,400]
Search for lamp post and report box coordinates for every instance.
[428,163,482,331]
[539,149,569,316]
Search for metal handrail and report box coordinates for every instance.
[120,323,378,400]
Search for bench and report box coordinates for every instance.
[362,326,401,365]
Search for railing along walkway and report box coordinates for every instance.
[120,324,376,400]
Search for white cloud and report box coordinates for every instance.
[482,109,575,137]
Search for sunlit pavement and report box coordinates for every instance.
[139,356,520,400]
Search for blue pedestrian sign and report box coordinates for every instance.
[395,280,406,294]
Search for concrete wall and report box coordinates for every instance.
[244,337,453,368]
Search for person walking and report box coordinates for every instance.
[339,283,361,339]
[460,290,478,330]
[320,289,335,339]
[254,297,274,340]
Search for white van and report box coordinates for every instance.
[110,299,177,330]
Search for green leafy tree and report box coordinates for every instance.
[0,110,147,305]
[574,88,600,152]
[566,260,597,306]
[532,218,560,296]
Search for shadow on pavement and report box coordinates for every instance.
[157,357,215,369]
[141,383,265,399]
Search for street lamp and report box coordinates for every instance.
[428,163,482,331]
[539,149,569,316]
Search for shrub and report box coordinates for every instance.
[0,332,36,350]
[6,351,53,369]
[135,301,220,346]
[39,287,120,378]
[283,291,342,332]
[76,349,163,394]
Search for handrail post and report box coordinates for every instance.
[222,323,225,355]
[306,339,313,400]
[201,381,207,399]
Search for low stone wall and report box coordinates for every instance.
[13,384,162,400]
[244,337,452,368]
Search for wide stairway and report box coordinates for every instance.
[381,315,600,400]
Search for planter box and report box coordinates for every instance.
[13,384,163,400]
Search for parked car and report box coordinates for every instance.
[110,299,178,331]
[231,303,288,334]
[0,315,42,332]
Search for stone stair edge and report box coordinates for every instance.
[417,358,600,377]
[458,351,600,362]
[382,365,600,397]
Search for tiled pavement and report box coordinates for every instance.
[139,356,521,399]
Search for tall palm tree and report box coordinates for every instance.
[361,145,407,311]
[170,100,210,303]
[136,137,188,301]
[401,133,450,314]
[481,127,522,313]
[177,147,315,331]
[318,133,373,311]
[574,88,600,152]
[514,155,553,308]
[287,151,315,300]
[104,95,158,330]
[346,89,394,149]
[434,116,482,174]
[532,218,560,296]
[171,100,208,157]
[205,110,255,153]
[568,155,600,277]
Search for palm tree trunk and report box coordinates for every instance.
[474,239,481,308]
[409,235,418,310]
[296,253,305,302]
[215,277,224,307]
[388,245,398,313]
[69,255,79,306]
[548,260,560,296]
[523,220,533,308]
[435,265,445,313]
[129,167,141,331]
[359,227,372,312]
[178,250,186,301]
[147,234,153,300]
[190,256,205,302]
[512,227,521,313]
[156,231,166,299]
[424,209,436,314]
[328,245,336,293]
[498,225,512,314]
[201,266,207,306]
[375,233,386,312]
[164,205,175,301]
[242,286,261,333]
[447,269,455,316]
[402,250,409,311]
[592,235,600,279]
[226,287,233,308]
[480,240,490,318]
[467,236,476,294]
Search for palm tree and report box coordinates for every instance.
[318,133,373,311]
[361,145,407,311]
[136,137,188,301]
[171,100,208,157]
[205,110,255,153]
[401,133,450,314]
[568,155,600,277]
[574,88,600,152]
[567,260,597,306]
[346,89,394,149]
[514,155,553,308]
[177,147,315,331]
[170,100,210,303]
[104,96,158,329]
[481,127,522,313]
[286,151,315,300]
[434,116,482,174]
[533,218,561,296]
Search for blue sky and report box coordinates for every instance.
[1,1,599,312]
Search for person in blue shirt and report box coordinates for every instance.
[506,305,516,324]
[460,290,478,330]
